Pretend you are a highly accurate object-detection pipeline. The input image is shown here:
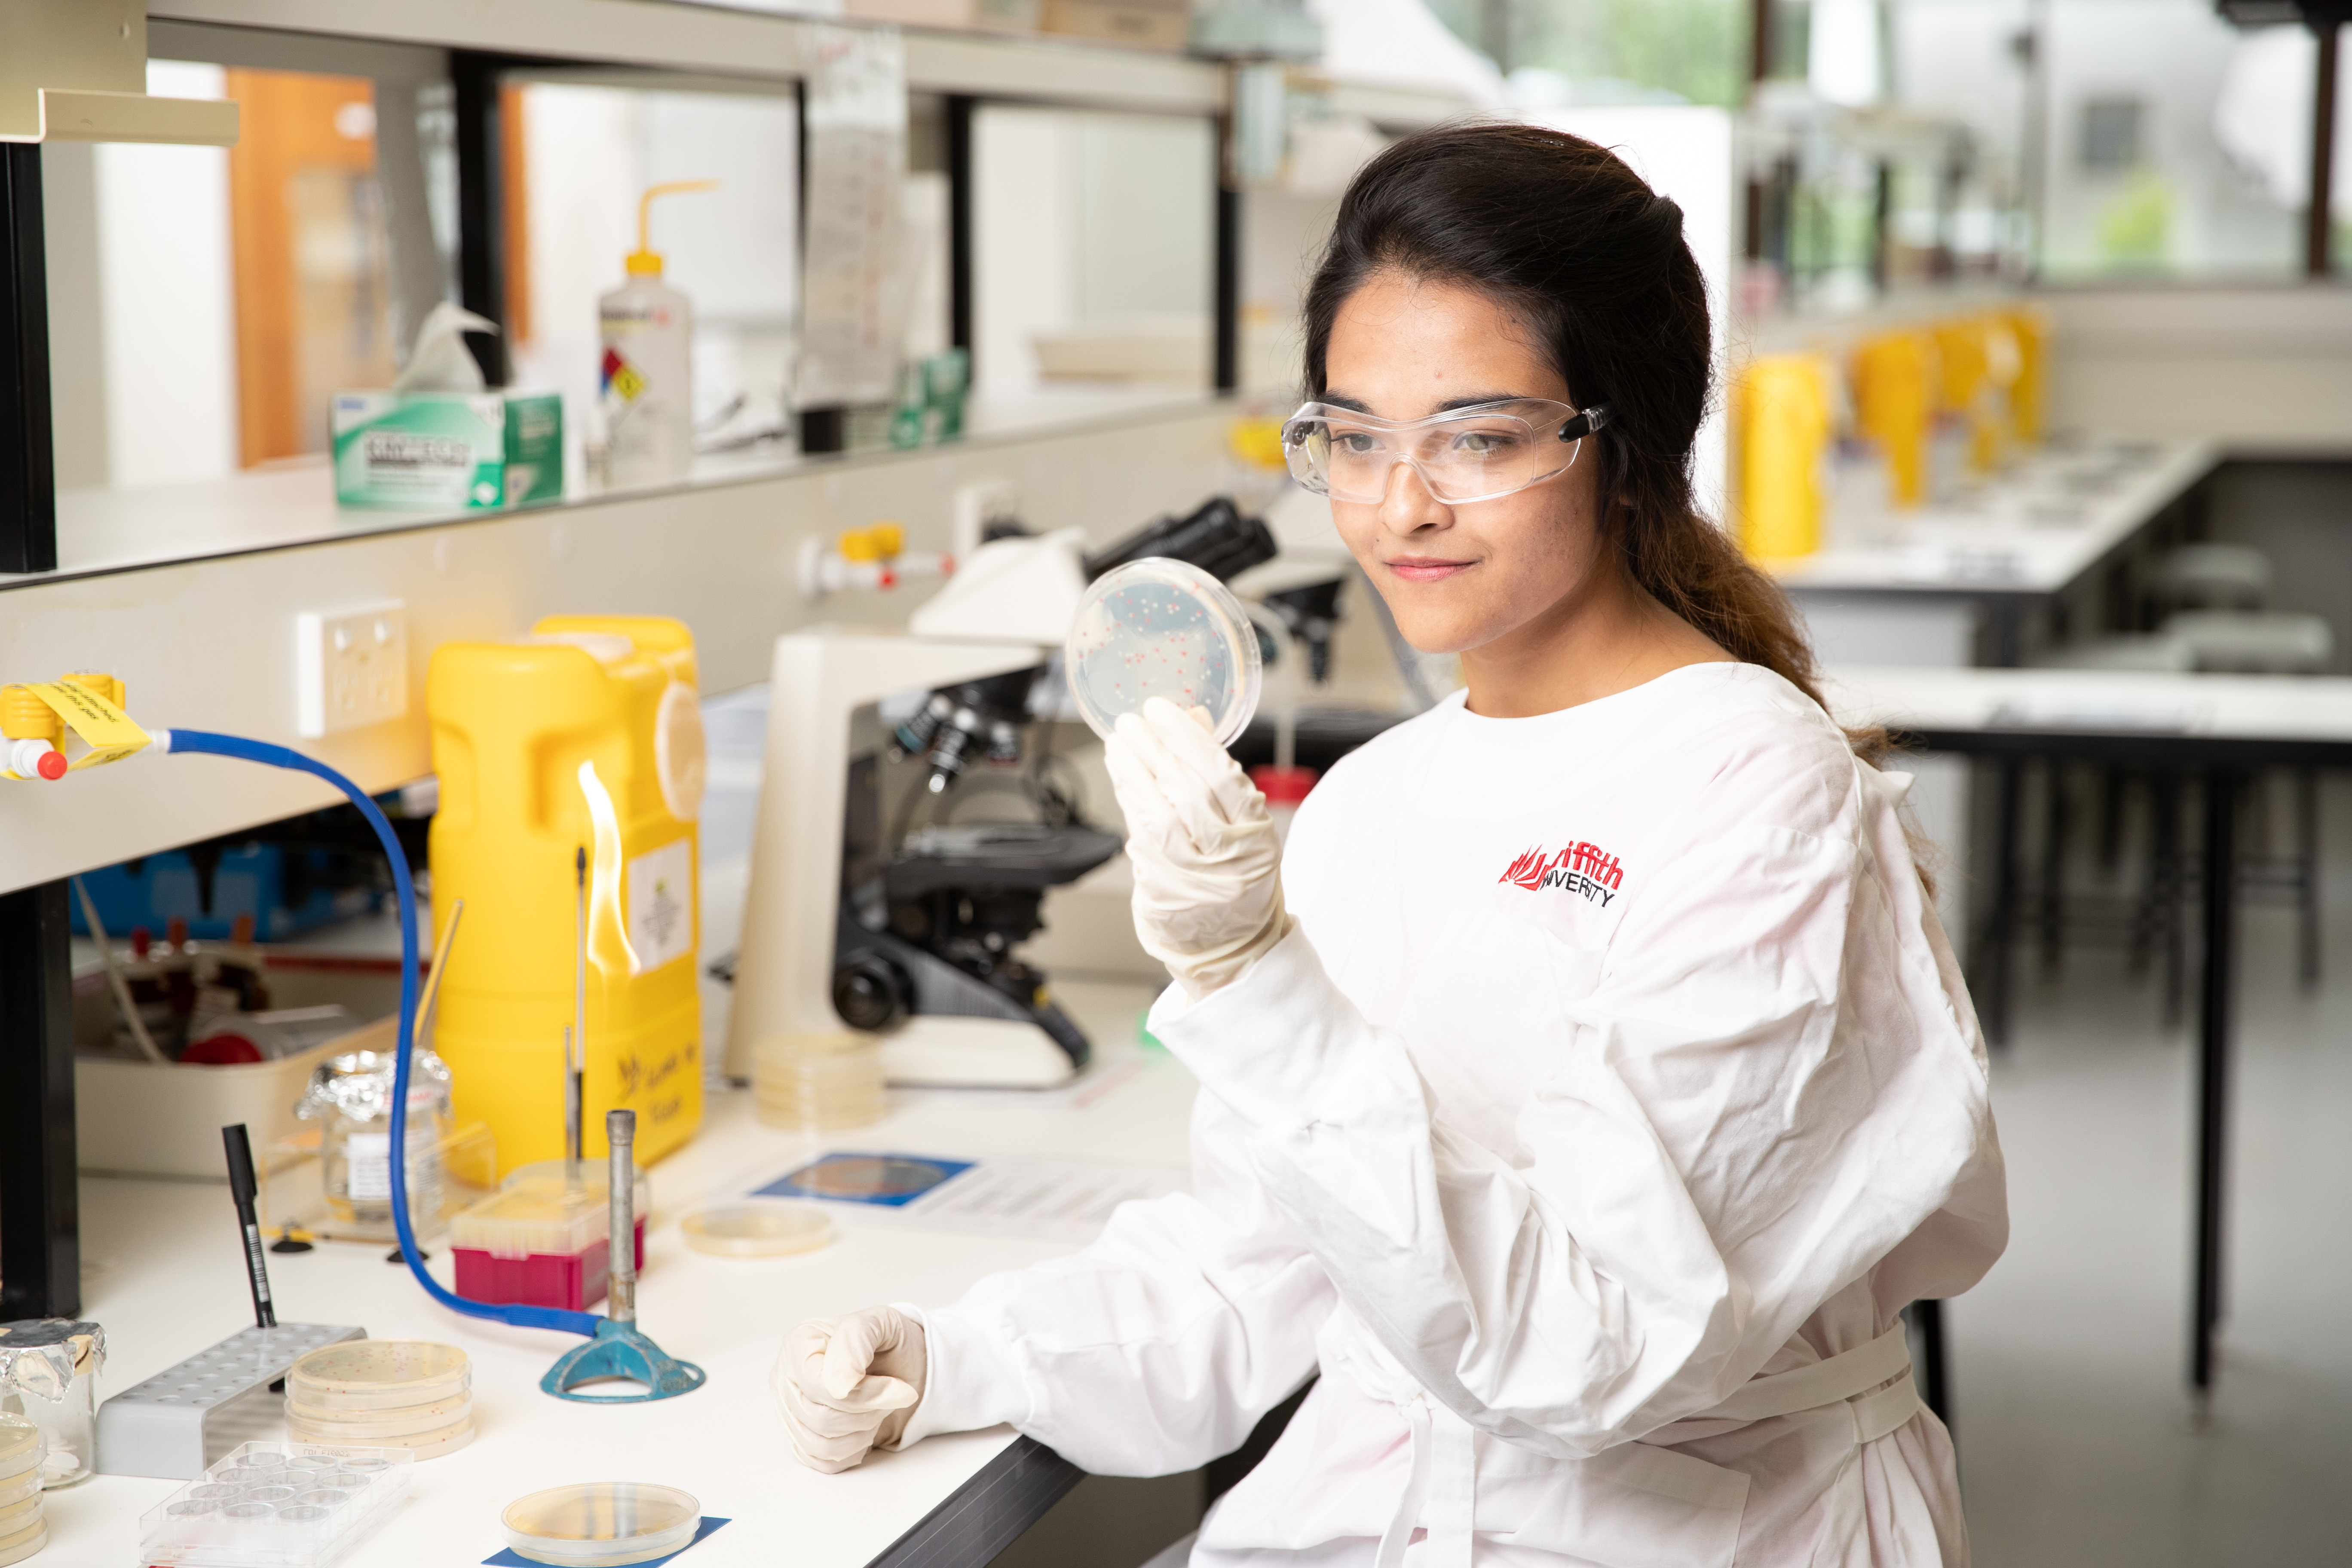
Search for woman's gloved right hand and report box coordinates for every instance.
[1104,697,1291,998]
[772,1305,928,1473]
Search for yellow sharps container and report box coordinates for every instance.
[2005,303,2052,446]
[1852,331,1932,508]
[428,616,706,1175]
[1737,353,1833,561]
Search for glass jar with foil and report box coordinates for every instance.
[0,1319,104,1487]
[296,1049,453,1227]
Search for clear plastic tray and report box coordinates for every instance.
[288,1342,469,1410]
[139,1441,413,1568]
[502,1481,700,1567]
[1065,557,1262,746]
[680,1202,834,1258]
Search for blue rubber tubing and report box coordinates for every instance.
[159,729,600,1338]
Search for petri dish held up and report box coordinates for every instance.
[1064,558,1262,746]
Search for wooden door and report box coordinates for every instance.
[226,70,397,467]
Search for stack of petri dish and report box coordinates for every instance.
[0,1414,44,1567]
[753,1031,885,1132]
[502,1482,701,1568]
[285,1342,473,1459]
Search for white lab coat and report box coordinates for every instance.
[901,663,2007,1567]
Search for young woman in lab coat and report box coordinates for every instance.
[775,123,2007,1567]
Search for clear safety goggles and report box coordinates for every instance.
[1280,398,1612,505]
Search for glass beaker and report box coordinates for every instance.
[296,1048,453,1227]
[0,1318,105,1487]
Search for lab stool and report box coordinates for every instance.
[2031,634,2195,673]
[2158,609,2333,674]
[2016,637,2195,1014]
[2150,544,2274,610]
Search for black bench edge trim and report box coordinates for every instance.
[866,1435,1085,1568]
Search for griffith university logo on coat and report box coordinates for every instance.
[1500,842,1623,907]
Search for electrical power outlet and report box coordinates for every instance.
[952,479,1022,562]
[296,602,409,738]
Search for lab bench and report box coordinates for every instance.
[37,979,1185,1568]
[1776,435,2219,668]
[1827,663,2352,1403]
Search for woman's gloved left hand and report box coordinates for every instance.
[1103,696,1291,998]
[772,1305,927,1473]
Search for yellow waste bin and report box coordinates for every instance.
[1738,353,1834,561]
[428,615,706,1174]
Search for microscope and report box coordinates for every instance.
[725,497,1275,1088]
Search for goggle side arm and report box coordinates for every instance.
[1558,403,1611,443]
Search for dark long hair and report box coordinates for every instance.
[1304,121,1853,741]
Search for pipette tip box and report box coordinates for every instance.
[449,1163,647,1314]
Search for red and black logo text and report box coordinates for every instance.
[1500,843,1623,907]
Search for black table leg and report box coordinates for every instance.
[0,880,79,1318]
[1973,758,2024,1047]
[2192,771,2239,1403]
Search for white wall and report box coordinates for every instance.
[1533,106,1736,524]
[42,143,110,493]
[972,106,1078,399]
[510,82,799,459]
[2038,285,2352,456]
[92,60,239,490]
[972,104,1214,398]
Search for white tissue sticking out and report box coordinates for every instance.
[393,301,500,393]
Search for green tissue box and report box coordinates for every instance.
[331,390,564,510]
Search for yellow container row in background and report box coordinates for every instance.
[1736,304,2049,561]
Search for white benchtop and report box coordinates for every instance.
[1825,664,2352,742]
[43,976,1183,1568]
[1770,436,2216,597]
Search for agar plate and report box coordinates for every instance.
[0,1415,37,1482]
[680,1202,835,1258]
[289,1341,469,1409]
[1065,557,1262,745]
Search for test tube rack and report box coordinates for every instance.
[96,1324,365,1480]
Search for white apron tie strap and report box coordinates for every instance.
[1371,1395,1476,1568]
[1697,1323,1915,1425]
[1372,1397,1434,1568]
[1350,1320,1920,1566]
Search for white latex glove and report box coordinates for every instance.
[772,1305,927,1474]
[1103,696,1291,998]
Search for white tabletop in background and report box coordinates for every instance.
[1770,436,2217,597]
[43,978,1185,1568]
[1824,664,2352,743]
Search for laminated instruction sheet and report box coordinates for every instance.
[754,1152,1185,1244]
